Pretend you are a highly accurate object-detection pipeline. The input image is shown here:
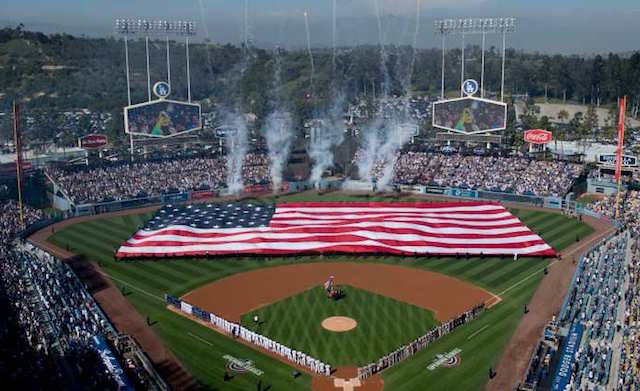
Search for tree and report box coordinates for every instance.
[584,105,599,137]
[521,100,540,130]
[107,109,124,147]
[557,109,570,123]
[569,112,584,136]
[538,116,552,131]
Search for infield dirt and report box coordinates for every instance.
[182,262,494,323]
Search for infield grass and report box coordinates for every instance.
[240,285,438,366]
[46,194,594,390]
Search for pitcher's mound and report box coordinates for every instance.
[321,316,357,332]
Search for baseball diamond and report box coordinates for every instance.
[28,192,605,391]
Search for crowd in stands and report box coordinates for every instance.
[589,190,640,235]
[559,234,628,389]
[616,237,640,390]
[354,151,584,197]
[0,201,120,388]
[49,152,270,204]
[1,244,120,389]
[523,231,640,390]
[348,95,433,125]
[0,201,163,389]
[0,200,43,238]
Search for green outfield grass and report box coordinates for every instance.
[240,285,438,366]
[46,194,594,390]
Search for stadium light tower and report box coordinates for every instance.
[114,18,196,161]
[434,17,516,101]
[114,19,197,104]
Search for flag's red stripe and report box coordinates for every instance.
[130,225,532,241]
[116,245,556,258]
[268,220,524,229]
[272,210,514,222]
[275,201,500,208]
[120,237,549,249]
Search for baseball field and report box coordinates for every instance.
[42,193,594,390]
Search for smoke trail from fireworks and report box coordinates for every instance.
[373,0,389,99]
[308,119,344,188]
[263,48,293,193]
[332,0,337,75]
[225,115,249,195]
[303,11,315,91]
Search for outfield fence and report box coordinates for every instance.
[165,294,332,376]
[357,303,485,380]
[48,177,591,218]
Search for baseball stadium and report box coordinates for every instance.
[2,3,640,391]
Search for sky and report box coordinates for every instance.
[2,0,640,54]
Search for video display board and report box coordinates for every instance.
[125,100,202,138]
[433,97,507,134]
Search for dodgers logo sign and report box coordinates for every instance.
[223,355,264,376]
[427,348,462,370]
[153,81,171,99]
[462,79,479,96]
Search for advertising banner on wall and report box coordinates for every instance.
[92,335,134,391]
[78,134,108,149]
[598,154,637,168]
[524,129,552,144]
[551,322,584,391]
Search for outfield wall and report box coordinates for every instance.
[165,294,332,376]
[63,182,580,217]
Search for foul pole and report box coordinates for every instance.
[12,101,24,230]
[615,96,626,220]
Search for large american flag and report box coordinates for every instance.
[115,201,556,258]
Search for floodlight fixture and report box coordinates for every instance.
[114,18,196,36]
[434,17,516,35]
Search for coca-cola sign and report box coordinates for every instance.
[524,129,552,144]
[79,134,108,149]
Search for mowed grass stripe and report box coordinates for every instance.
[530,214,572,236]
[77,221,238,284]
[54,230,177,294]
[97,217,142,235]
[460,259,510,282]
[549,224,594,250]
[538,218,578,239]
[482,259,546,291]
[81,220,134,243]
[440,257,493,276]
[519,210,558,228]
